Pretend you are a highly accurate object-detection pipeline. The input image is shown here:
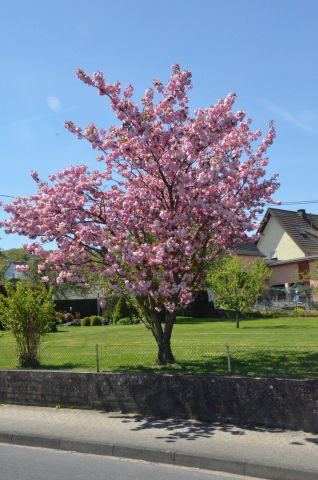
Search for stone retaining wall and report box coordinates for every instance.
[0,370,317,432]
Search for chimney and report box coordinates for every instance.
[297,209,306,219]
[297,208,311,223]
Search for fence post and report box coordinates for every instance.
[96,344,100,373]
[226,345,231,374]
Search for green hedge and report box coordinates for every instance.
[116,316,140,326]
[81,317,91,326]
[90,316,102,326]
[80,316,103,326]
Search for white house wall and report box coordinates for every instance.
[257,216,305,260]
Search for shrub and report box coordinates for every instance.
[293,309,318,317]
[64,312,74,322]
[48,311,65,332]
[0,281,55,368]
[261,309,318,318]
[244,309,318,319]
[81,317,91,326]
[116,316,139,326]
[48,317,58,332]
[55,311,65,322]
[90,315,102,326]
[112,296,135,324]
[0,313,6,331]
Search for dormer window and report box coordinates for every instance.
[294,225,307,237]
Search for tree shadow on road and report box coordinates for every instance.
[106,414,285,443]
[306,437,318,445]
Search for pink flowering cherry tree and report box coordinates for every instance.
[1,65,278,364]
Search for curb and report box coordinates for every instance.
[0,432,317,480]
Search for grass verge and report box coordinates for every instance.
[0,316,318,377]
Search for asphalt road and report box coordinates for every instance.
[0,444,256,480]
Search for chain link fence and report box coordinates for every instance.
[1,339,317,378]
[257,285,316,311]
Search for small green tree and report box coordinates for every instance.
[0,281,55,367]
[206,256,271,328]
[0,249,8,284]
[112,296,133,324]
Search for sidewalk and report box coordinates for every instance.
[0,405,317,480]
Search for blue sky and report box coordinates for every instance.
[1,0,318,248]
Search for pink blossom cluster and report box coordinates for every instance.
[1,65,279,312]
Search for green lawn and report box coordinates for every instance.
[1,316,318,377]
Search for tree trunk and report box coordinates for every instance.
[163,312,176,364]
[136,296,177,365]
[150,309,176,365]
[235,311,240,328]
